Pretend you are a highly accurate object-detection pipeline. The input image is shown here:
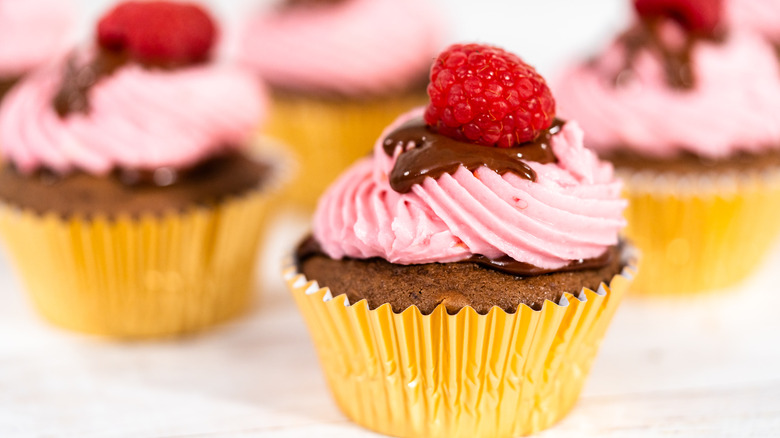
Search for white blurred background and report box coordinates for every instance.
[72,0,631,78]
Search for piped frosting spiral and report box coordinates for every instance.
[238,0,442,96]
[0,50,266,175]
[0,0,74,78]
[313,108,626,270]
[556,24,780,159]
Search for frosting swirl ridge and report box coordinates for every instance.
[556,28,780,159]
[313,109,626,270]
[238,0,442,96]
[728,0,780,41]
[0,0,75,77]
[0,53,266,175]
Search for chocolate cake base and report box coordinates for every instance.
[300,245,626,314]
[268,72,429,103]
[605,148,780,175]
[0,151,271,218]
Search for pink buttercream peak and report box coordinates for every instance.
[727,0,780,41]
[556,28,780,159]
[238,0,443,96]
[313,108,626,269]
[551,120,613,185]
[0,51,267,175]
[0,0,75,77]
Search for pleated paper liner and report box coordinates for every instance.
[621,168,780,295]
[0,146,290,338]
[264,89,426,208]
[284,260,635,438]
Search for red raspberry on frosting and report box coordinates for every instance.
[633,0,723,35]
[98,1,217,65]
[424,43,556,148]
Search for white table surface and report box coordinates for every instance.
[1,210,779,438]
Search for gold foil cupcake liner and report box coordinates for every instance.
[621,168,780,295]
[284,261,635,438]
[0,146,290,338]
[265,90,426,208]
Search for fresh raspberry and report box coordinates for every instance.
[97,1,217,66]
[633,0,723,35]
[424,43,555,148]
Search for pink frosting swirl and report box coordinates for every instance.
[0,52,266,175]
[238,0,443,96]
[728,0,780,41]
[0,0,75,77]
[313,109,626,269]
[555,26,780,159]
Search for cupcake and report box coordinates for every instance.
[556,0,780,295]
[238,0,443,208]
[0,2,283,338]
[285,43,634,437]
[0,0,74,102]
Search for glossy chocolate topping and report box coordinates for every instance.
[0,150,270,218]
[296,235,612,277]
[383,117,561,194]
[459,251,612,276]
[53,51,127,116]
[53,49,207,117]
[612,20,724,89]
[281,0,348,8]
[605,147,780,174]
[0,76,19,102]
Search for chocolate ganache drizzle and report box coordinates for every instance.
[53,51,128,117]
[50,50,222,188]
[53,49,207,117]
[281,0,348,9]
[610,19,725,90]
[383,117,562,194]
[0,77,19,102]
[296,236,613,277]
[301,116,613,276]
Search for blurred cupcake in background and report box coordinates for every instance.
[238,0,444,208]
[286,43,634,438]
[0,1,285,338]
[0,0,75,102]
[556,0,780,295]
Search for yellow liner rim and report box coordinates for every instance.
[283,255,637,318]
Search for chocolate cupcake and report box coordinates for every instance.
[556,0,780,294]
[285,43,634,437]
[0,2,284,338]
